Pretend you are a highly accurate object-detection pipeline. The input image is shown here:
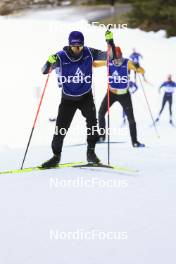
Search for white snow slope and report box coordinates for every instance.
[0,9,176,264]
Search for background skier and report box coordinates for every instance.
[155,74,176,125]
[97,31,145,147]
[129,48,144,81]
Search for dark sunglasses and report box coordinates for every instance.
[70,45,83,51]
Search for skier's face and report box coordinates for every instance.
[70,45,83,55]
[167,75,172,81]
[113,58,123,66]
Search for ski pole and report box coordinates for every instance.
[137,74,160,138]
[107,43,111,165]
[20,70,51,169]
[105,25,114,165]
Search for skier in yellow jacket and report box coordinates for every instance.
[93,31,145,147]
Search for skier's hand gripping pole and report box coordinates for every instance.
[105,27,117,60]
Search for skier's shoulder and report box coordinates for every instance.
[164,81,172,86]
[134,51,141,56]
[160,81,171,87]
[120,58,129,67]
[170,81,176,87]
[88,47,106,61]
[128,60,144,74]
[128,59,135,69]
[58,46,69,57]
[123,57,129,63]
[130,52,141,58]
[168,81,176,88]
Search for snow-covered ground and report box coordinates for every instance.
[0,9,176,264]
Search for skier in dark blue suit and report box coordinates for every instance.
[41,31,107,168]
[155,74,176,125]
[129,48,144,81]
[129,48,143,67]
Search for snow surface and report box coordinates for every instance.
[0,9,176,264]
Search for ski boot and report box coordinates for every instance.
[155,117,159,123]
[169,119,174,126]
[87,148,100,164]
[41,154,61,168]
[49,118,56,122]
[132,141,145,148]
